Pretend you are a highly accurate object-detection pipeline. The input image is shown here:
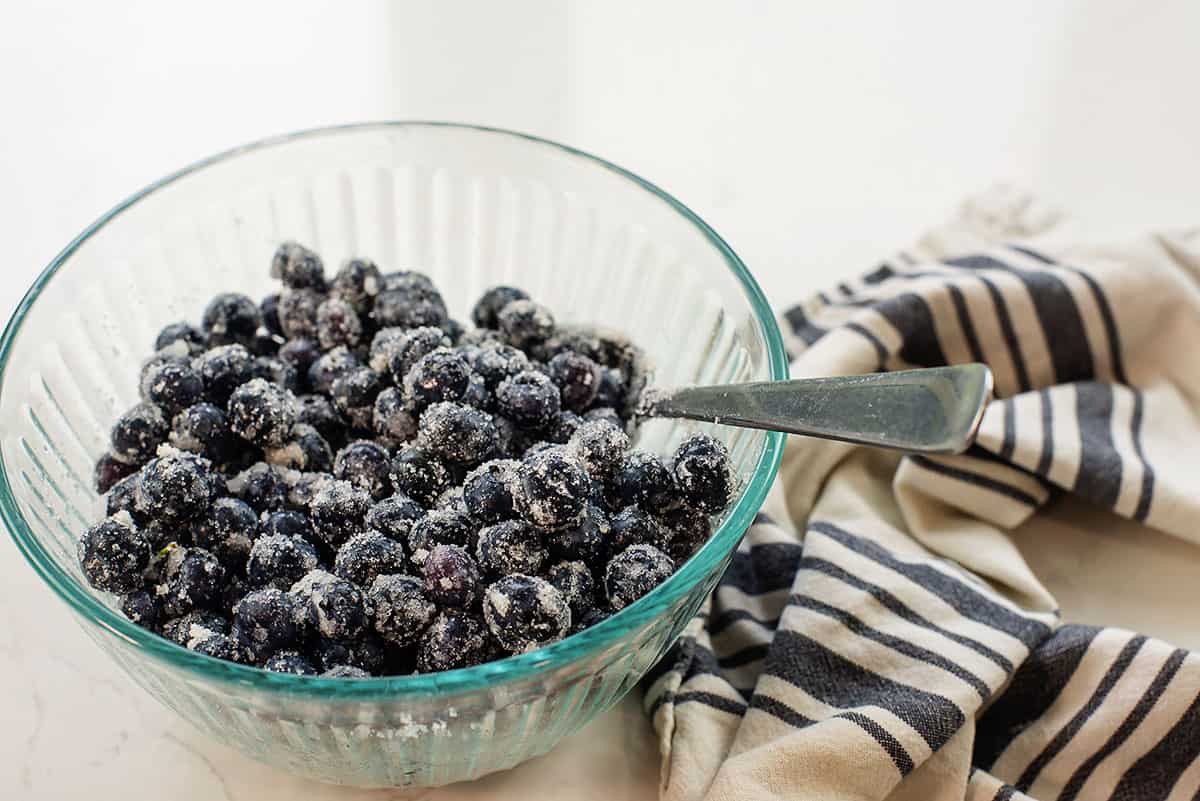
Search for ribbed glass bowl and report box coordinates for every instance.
[0,122,786,788]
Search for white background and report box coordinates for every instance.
[1,2,1198,799]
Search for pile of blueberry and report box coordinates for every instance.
[78,242,735,678]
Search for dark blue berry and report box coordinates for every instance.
[567,419,629,480]
[515,446,589,531]
[228,378,297,448]
[314,633,386,674]
[254,355,301,393]
[417,611,491,672]
[389,446,453,505]
[169,403,237,464]
[264,423,333,472]
[483,574,570,653]
[497,299,554,347]
[468,342,531,390]
[136,451,217,521]
[161,609,229,645]
[462,459,519,523]
[189,630,250,663]
[78,516,150,594]
[95,452,137,494]
[191,497,258,565]
[546,560,596,618]
[247,532,320,590]
[609,505,670,553]
[659,506,713,563]
[403,348,472,408]
[330,367,382,431]
[330,258,383,313]
[604,544,673,611]
[547,351,601,412]
[609,450,679,514]
[372,277,447,329]
[104,472,143,521]
[202,293,262,347]
[228,462,289,513]
[407,509,473,568]
[545,410,583,444]
[496,370,560,430]
[372,386,418,444]
[367,574,435,646]
[417,402,498,465]
[195,344,256,405]
[583,406,624,430]
[423,544,481,607]
[379,326,450,382]
[331,439,390,499]
[271,241,326,289]
[278,337,322,377]
[672,433,734,513]
[334,531,406,586]
[316,297,363,350]
[251,330,284,358]
[286,471,334,510]
[140,359,203,415]
[261,293,283,336]
[476,520,547,577]
[110,402,169,465]
[263,649,318,675]
[160,546,227,615]
[308,480,371,550]
[233,588,298,657]
[572,605,610,633]
[546,503,609,569]
[155,322,205,353]
[364,494,424,541]
[294,394,344,441]
[307,345,362,395]
[471,286,529,329]
[278,288,324,340]
[291,569,367,640]
[261,509,315,542]
[120,589,161,629]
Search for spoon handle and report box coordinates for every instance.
[647,364,994,454]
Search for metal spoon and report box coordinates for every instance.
[641,363,993,454]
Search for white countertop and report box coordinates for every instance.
[2,2,1199,798]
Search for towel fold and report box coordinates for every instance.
[644,189,1200,801]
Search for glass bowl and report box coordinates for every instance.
[0,122,786,787]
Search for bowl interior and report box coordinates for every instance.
[0,123,786,696]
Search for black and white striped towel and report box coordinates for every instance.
[643,191,1200,801]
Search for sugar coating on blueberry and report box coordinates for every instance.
[475,520,547,577]
[227,378,297,448]
[136,450,218,521]
[497,299,555,347]
[547,351,601,412]
[469,341,530,389]
[155,322,205,353]
[95,452,138,494]
[423,544,481,608]
[372,386,418,444]
[316,297,363,350]
[462,459,519,523]
[286,471,334,510]
[120,589,161,628]
[313,633,387,674]
[78,515,150,594]
[609,450,679,514]
[247,532,320,590]
[334,530,406,586]
[380,326,451,382]
[546,560,596,617]
[659,506,714,562]
[226,461,289,512]
[169,403,235,465]
[308,479,371,550]
[264,423,333,472]
[515,446,590,531]
[161,609,229,645]
[188,630,250,663]
[417,611,491,673]
[417,402,498,464]
[567,419,630,481]
[263,649,318,675]
[110,402,169,465]
[604,544,674,611]
[195,344,256,405]
[290,569,367,640]
[407,508,473,568]
[364,494,424,541]
[321,664,371,678]
[140,359,204,416]
[471,285,529,329]
[233,588,298,655]
[496,370,560,431]
[482,574,570,653]
[331,439,390,500]
[191,496,258,565]
[307,345,362,395]
[158,546,227,616]
[583,406,624,431]
[202,293,262,346]
[403,348,472,408]
[271,241,326,289]
[672,433,735,513]
[546,503,609,569]
[367,574,435,646]
[389,446,453,506]
[330,258,382,312]
[609,505,670,553]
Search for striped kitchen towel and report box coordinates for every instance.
[644,189,1200,801]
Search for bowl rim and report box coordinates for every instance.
[0,121,788,698]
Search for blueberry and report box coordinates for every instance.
[496,370,560,430]
[372,278,448,329]
[417,402,498,465]
[417,611,492,672]
[290,569,367,640]
[277,288,324,340]
[330,258,383,313]
[264,423,333,472]
[202,293,262,347]
[247,531,320,591]
[382,270,437,293]
[547,351,601,412]
[471,286,529,329]
[161,609,229,646]
[78,516,150,594]
[604,544,674,611]
[251,330,284,358]
[140,518,182,552]
[609,505,670,553]
[333,439,392,499]
[110,402,169,465]
[191,497,258,565]
[659,506,713,563]
[261,509,315,541]
[407,509,473,568]
[308,479,371,550]
[468,342,531,390]
[567,420,630,480]
[159,546,227,616]
[492,415,522,458]
[609,450,679,514]
[388,446,453,506]
[367,574,435,646]
[591,367,627,411]
[497,299,554,348]
[462,459,519,523]
[546,560,596,618]
[545,410,584,444]
[227,378,297,448]
[515,446,590,531]
[139,359,203,415]
[195,344,256,405]
[572,605,610,634]
[189,630,250,663]
[254,355,301,393]
[95,452,138,494]
[403,348,472,408]
[545,503,609,569]
[330,367,382,431]
[457,328,505,347]
[423,544,481,607]
[372,387,418,444]
[314,633,387,674]
[287,471,334,510]
[378,326,450,382]
[583,406,624,431]
[364,493,424,541]
[334,531,406,586]
[307,345,361,395]
[104,472,143,521]
[233,588,298,656]
[482,574,570,653]
[120,589,161,629]
[278,337,322,376]
[321,664,372,678]
[316,297,364,350]
[155,322,205,353]
[263,649,318,675]
[136,451,217,521]
[672,433,734,513]
[462,372,493,411]
[227,462,289,513]
[294,394,345,442]
[261,293,283,337]
[271,241,326,289]
[475,520,547,577]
